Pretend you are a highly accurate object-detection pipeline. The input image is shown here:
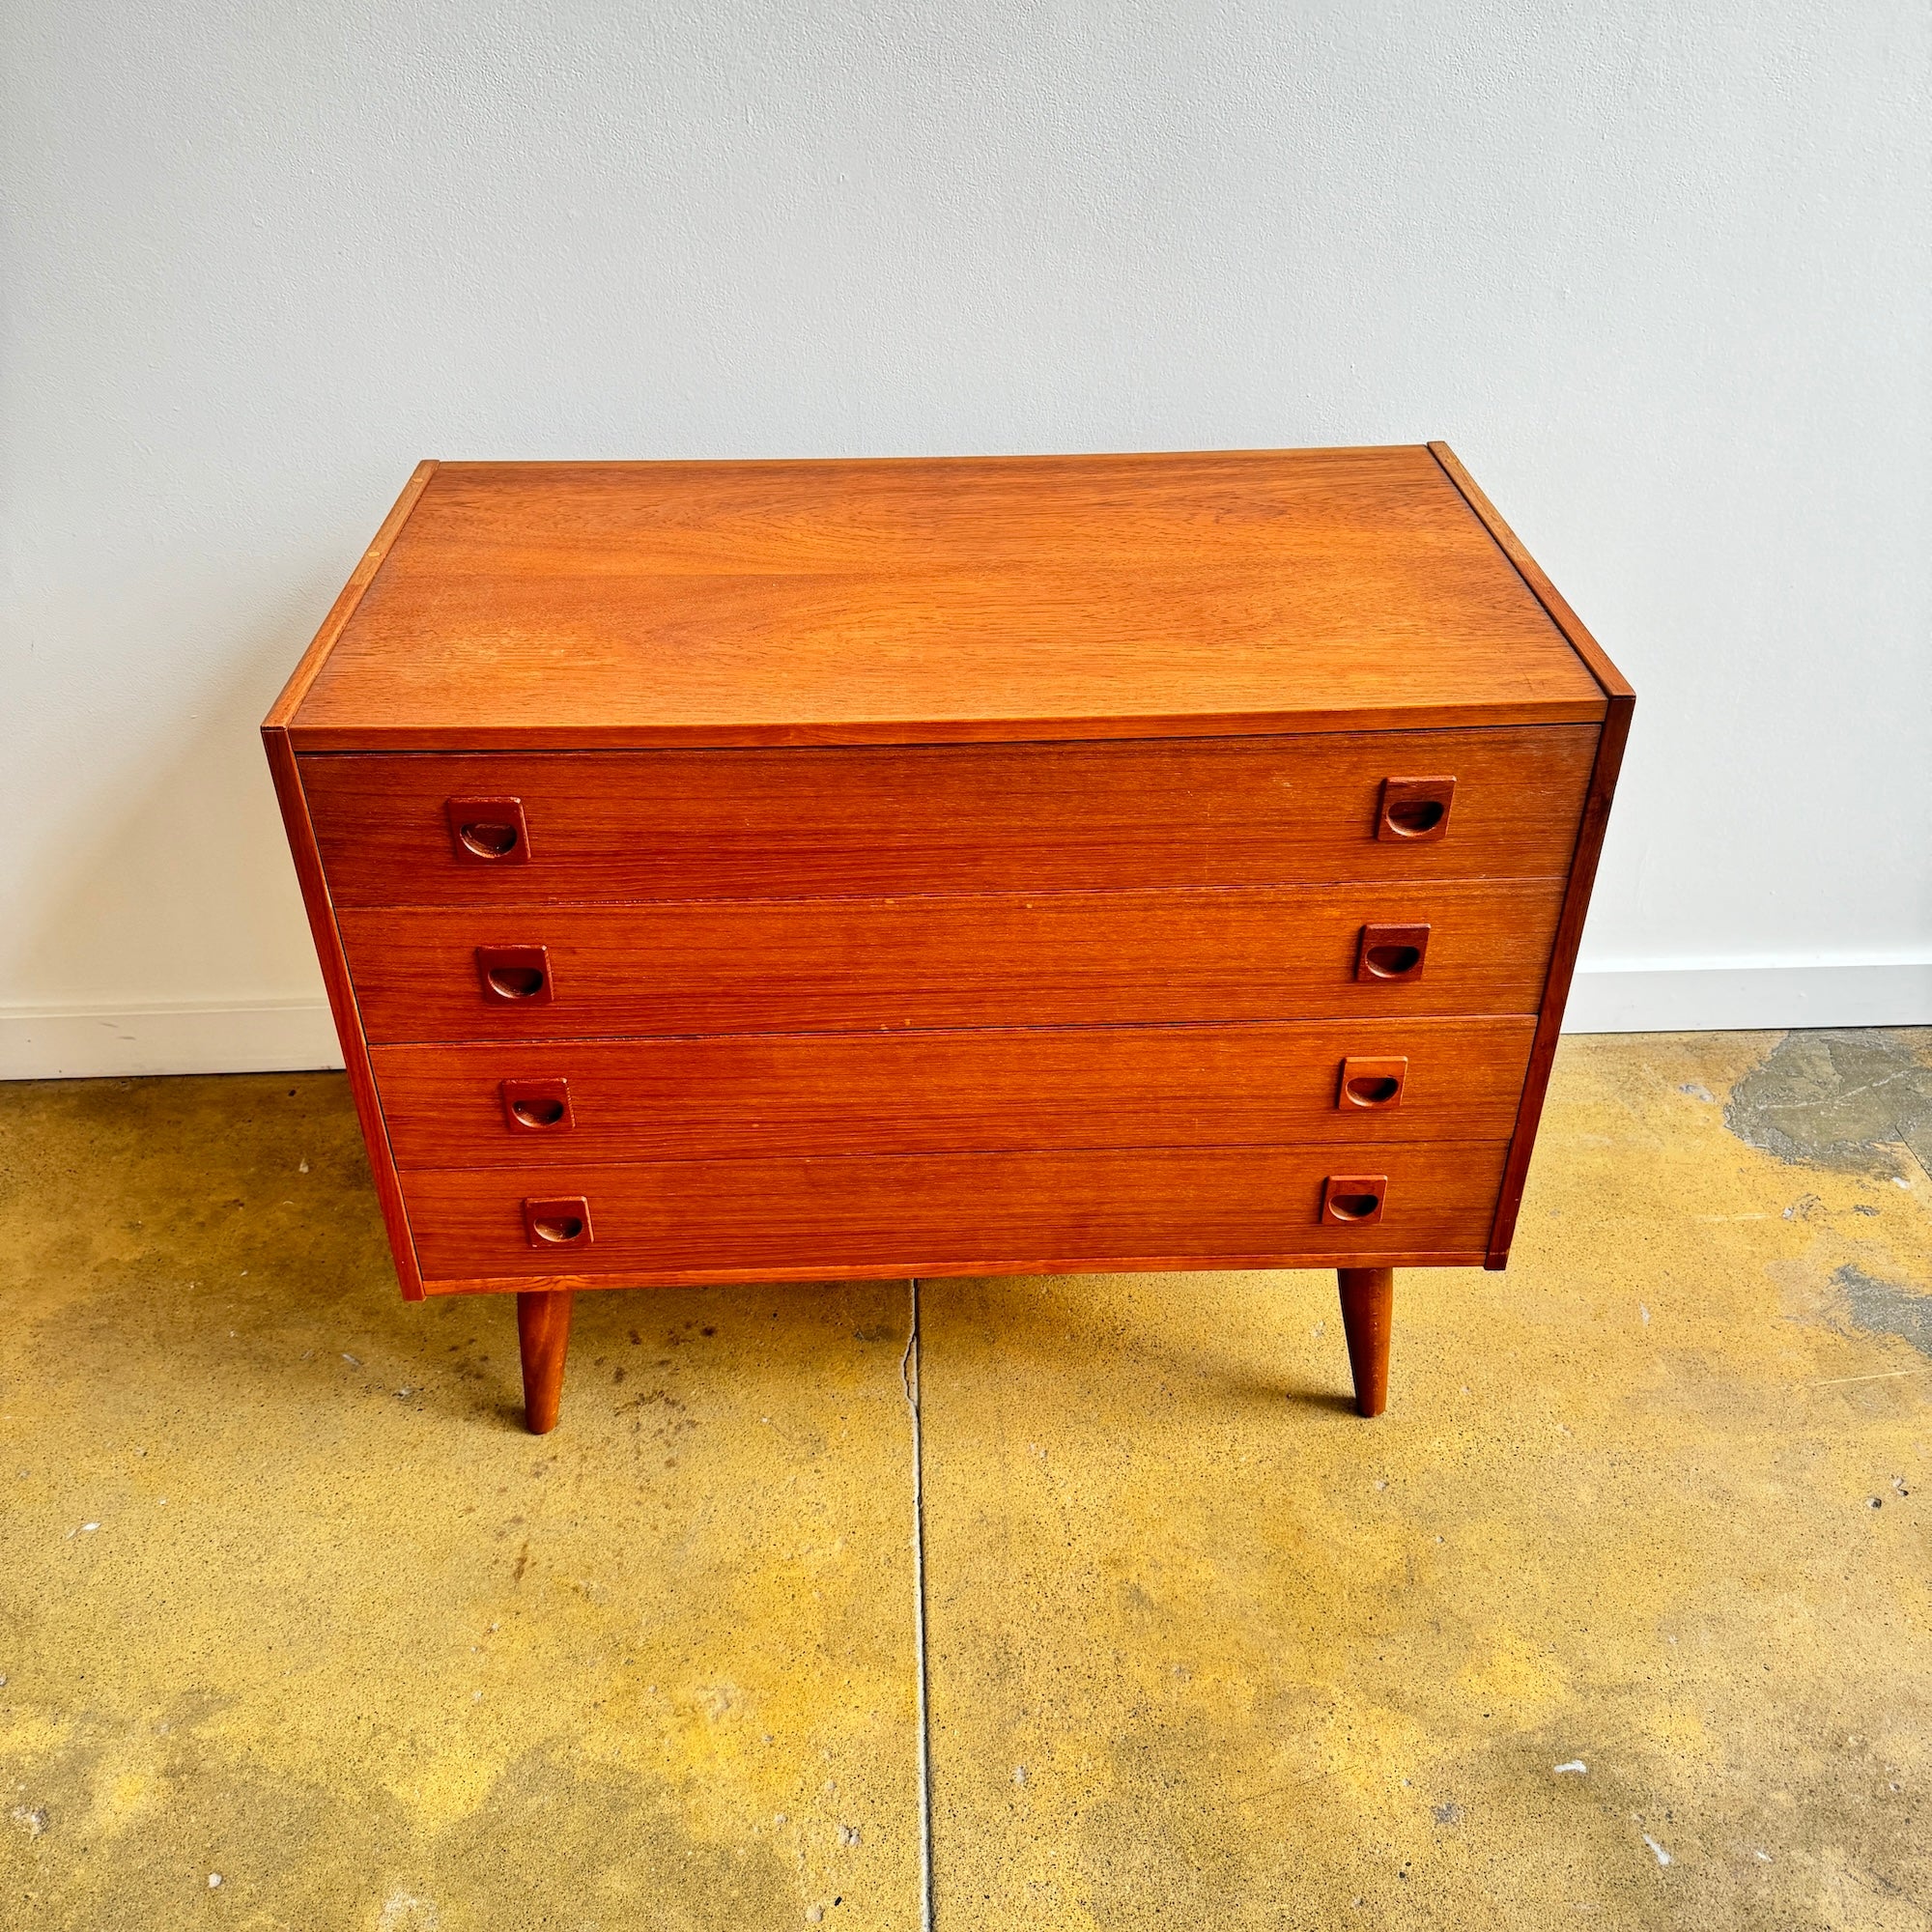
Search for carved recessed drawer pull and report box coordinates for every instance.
[1339,1056,1407,1109]
[447,796,531,863]
[1378,777,1455,841]
[523,1196,593,1248]
[501,1077,574,1132]
[1322,1175,1387,1226]
[1356,923,1431,982]
[475,945,554,1005]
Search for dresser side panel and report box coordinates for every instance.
[262,725,425,1298]
[1485,697,1634,1264]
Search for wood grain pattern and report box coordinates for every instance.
[259,727,424,1298]
[264,463,440,728]
[338,878,1566,1042]
[516,1290,574,1435]
[404,1141,1512,1288]
[1486,702,1634,1263]
[285,449,1606,749]
[261,444,1633,1351]
[1426,444,1635,1266]
[299,725,1597,907]
[370,1015,1536,1168]
[1337,1266,1395,1417]
[1428,444,1635,704]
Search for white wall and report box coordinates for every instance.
[4,0,1928,1076]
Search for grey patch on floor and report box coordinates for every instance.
[1835,1263,1932,1357]
[1723,1029,1932,1177]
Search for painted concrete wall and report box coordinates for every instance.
[4,1,1928,1074]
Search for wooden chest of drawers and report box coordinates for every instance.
[263,445,1632,1431]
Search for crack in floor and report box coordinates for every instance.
[901,1277,935,1932]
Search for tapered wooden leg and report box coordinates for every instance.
[517,1290,574,1435]
[1337,1267,1394,1418]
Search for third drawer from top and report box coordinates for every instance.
[371,1013,1537,1167]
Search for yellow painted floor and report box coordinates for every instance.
[2,1031,1928,1929]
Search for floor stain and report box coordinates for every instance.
[1723,1028,1932,1178]
[1836,1262,1932,1355]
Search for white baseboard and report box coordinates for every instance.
[1565,959,1932,1034]
[1,961,1927,1080]
[0,999,346,1079]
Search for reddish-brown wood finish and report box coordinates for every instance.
[337,879,1565,1042]
[1337,1266,1394,1417]
[523,1195,593,1250]
[474,944,554,1007]
[264,444,1633,1428]
[1355,922,1432,983]
[1427,444,1636,1265]
[298,726,1598,906]
[261,464,440,1301]
[405,1141,1512,1289]
[1337,1055,1409,1110]
[517,1290,573,1434]
[261,727,425,1300]
[1322,1175,1388,1227]
[1378,776,1456,842]
[284,449,1606,750]
[265,463,439,728]
[500,1076,575,1133]
[447,796,531,865]
[370,1017,1536,1168]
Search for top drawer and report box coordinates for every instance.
[298,726,1596,906]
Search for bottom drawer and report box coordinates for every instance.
[404,1142,1511,1292]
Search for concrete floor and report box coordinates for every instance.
[1,1031,1927,1930]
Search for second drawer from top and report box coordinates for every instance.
[300,725,1597,906]
[338,876,1567,1040]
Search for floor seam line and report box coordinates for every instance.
[902,1275,936,1932]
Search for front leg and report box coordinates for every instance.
[1336,1267,1393,1417]
[517,1290,575,1434]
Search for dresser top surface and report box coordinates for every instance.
[274,444,1612,749]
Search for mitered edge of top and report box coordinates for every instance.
[263,460,440,732]
[1426,442,1634,705]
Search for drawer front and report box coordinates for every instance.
[301,726,1597,906]
[340,879,1565,1042]
[404,1142,1512,1287]
[373,1016,1535,1167]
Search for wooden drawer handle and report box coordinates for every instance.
[501,1077,574,1132]
[447,796,531,864]
[475,945,554,1005]
[524,1196,593,1248]
[1378,777,1455,841]
[1338,1056,1407,1109]
[1355,923,1431,982]
[1322,1174,1387,1226]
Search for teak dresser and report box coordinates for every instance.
[264,446,1632,1433]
